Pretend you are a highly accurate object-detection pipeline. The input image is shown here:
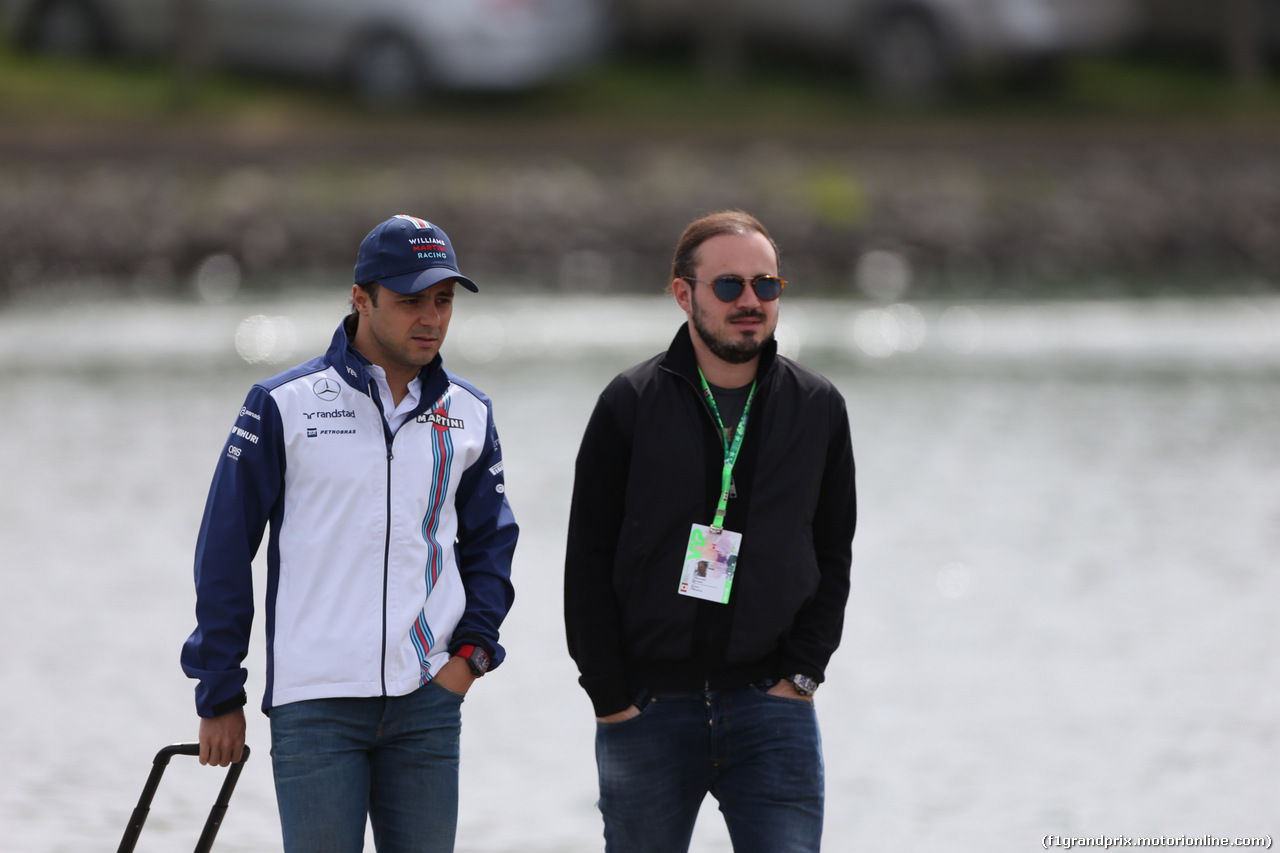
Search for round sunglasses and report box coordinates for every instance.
[683,274,787,302]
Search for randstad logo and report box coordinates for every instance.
[303,409,356,420]
[418,410,464,430]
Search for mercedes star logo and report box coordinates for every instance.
[313,377,341,401]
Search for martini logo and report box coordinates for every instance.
[418,409,464,430]
[394,214,432,230]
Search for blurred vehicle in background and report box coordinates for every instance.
[614,0,1141,101]
[1,0,610,106]
[1132,0,1280,50]
[1129,0,1279,85]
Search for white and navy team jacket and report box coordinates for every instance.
[182,319,518,719]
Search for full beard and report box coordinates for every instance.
[690,294,773,365]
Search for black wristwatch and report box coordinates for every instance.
[454,644,490,677]
[787,674,819,696]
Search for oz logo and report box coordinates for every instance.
[313,377,340,401]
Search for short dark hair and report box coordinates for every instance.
[669,210,779,292]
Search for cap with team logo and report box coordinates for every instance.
[354,214,478,294]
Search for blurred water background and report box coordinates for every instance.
[1,287,1278,851]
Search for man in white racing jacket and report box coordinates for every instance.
[182,214,518,853]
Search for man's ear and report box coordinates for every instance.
[672,276,693,314]
[352,284,371,315]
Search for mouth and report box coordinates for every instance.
[728,311,766,332]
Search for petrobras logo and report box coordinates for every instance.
[307,427,355,437]
[488,460,504,476]
[417,409,464,430]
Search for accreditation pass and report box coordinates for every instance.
[678,523,742,604]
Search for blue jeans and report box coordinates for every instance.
[595,683,824,853]
[268,681,464,853]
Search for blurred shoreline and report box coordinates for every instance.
[4,111,1280,302]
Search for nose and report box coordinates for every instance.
[734,281,763,310]
[417,301,443,325]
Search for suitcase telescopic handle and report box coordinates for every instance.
[116,742,251,853]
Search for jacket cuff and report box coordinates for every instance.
[775,659,824,684]
[448,636,501,671]
[209,690,248,717]
[582,676,632,718]
[448,636,493,657]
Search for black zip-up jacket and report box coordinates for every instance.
[565,324,857,717]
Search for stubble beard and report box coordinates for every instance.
[689,289,773,365]
[369,319,440,373]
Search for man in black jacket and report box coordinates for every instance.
[564,210,857,852]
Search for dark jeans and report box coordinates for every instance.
[268,681,463,853]
[595,683,824,853]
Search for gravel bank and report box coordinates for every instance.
[3,121,1279,299]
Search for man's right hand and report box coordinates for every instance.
[199,708,246,767]
[596,705,641,724]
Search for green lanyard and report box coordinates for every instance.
[697,369,757,534]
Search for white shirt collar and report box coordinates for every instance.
[364,363,422,434]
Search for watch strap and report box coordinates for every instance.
[454,644,490,677]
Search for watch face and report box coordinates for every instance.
[790,675,817,696]
[470,647,490,676]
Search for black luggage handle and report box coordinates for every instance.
[117,742,251,853]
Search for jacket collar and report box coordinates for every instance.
[327,314,444,400]
[660,322,778,388]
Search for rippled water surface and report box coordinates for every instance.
[2,292,1278,851]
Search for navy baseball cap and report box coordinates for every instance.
[354,215,478,294]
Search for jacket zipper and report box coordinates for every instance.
[677,369,731,489]
[372,380,394,697]
[380,445,392,696]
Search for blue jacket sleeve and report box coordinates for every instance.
[450,402,518,669]
[180,385,284,717]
